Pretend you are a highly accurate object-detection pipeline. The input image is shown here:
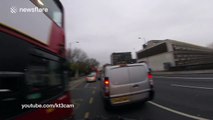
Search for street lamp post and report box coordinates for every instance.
[138,37,146,45]
[138,37,150,67]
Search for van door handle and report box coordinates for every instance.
[132,84,139,88]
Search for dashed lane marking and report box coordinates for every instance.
[148,101,209,120]
[84,112,90,119]
[92,90,96,94]
[84,83,89,88]
[89,97,94,104]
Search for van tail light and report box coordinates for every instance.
[148,72,154,88]
[104,80,110,85]
[148,72,153,79]
[104,77,110,97]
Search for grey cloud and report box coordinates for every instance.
[61,0,213,65]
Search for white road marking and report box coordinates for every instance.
[171,84,213,90]
[84,112,90,119]
[155,76,213,80]
[148,101,209,120]
[92,90,96,94]
[84,83,89,88]
[89,97,94,104]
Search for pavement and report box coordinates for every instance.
[69,74,213,120]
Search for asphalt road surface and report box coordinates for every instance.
[69,74,213,120]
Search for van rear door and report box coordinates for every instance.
[128,64,150,100]
[108,66,130,102]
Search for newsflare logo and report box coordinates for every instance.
[10,6,48,14]
[10,6,18,14]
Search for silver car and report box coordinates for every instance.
[100,63,154,108]
[85,72,97,82]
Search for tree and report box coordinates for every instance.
[70,48,88,63]
[86,58,100,67]
[67,48,100,78]
[67,48,88,78]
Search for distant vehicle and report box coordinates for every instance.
[85,72,97,82]
[100,63,154,109]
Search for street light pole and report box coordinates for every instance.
[138,37,146,45]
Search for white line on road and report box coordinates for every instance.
[148,101,209,120]
[171,84,213,90]
[89,97,94,104]
[84,112,90,119]
[155,76,213,80]
[84,83,89,88]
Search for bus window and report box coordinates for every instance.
[45,60,64,98]
[25,53,63,103]
[31,0,63,27]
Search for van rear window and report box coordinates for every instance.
[108,67,129,85]
[108,65,147,85]
[128,65,147,83]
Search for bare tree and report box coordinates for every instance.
[86,58,100,67]
[68,48,88,78]
[67,48,100,78]
[70,48,88,63]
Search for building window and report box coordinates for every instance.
[137,43,168,59]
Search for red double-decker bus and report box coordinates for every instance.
[0,0,73,119]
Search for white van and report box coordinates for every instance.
[100,63,154,108]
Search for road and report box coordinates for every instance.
[69,74,213,120]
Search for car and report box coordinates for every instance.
[85,72,97,82]
[100,63,154,109]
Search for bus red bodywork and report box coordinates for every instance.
[0,0,73,119]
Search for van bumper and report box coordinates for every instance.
[108,90,153,106]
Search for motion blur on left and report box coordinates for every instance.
[0,0,73,119]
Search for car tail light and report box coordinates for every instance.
[104,77,110,97]
[148,72,154,87]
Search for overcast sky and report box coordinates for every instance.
[61,0,213,65]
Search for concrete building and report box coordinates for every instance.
[111,52,132,65]
[136,39,213,71]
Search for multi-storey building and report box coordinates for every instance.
[111,52,132,65]
[136,39,213,71]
